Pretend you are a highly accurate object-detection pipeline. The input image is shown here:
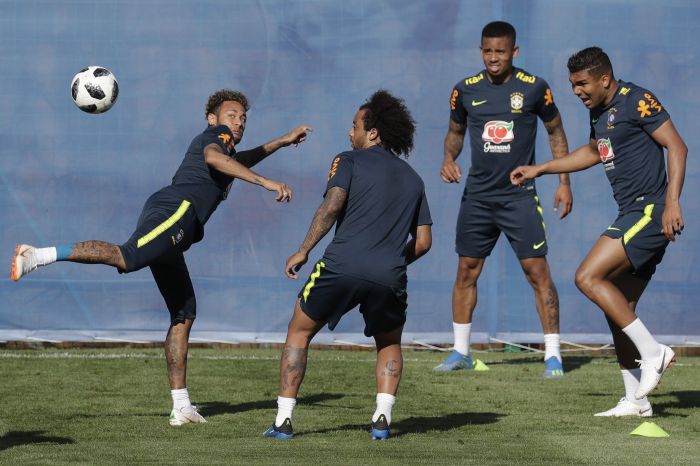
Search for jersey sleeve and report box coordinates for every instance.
[202,125,235,155]
[534,78,559,123]
[325,153,353,195]
[449,83,467,125]
[629,87,670,135]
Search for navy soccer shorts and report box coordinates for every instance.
[297,261,407,337]
[455,194,548,259]
[602,200,669,280]
[119,189,202,323]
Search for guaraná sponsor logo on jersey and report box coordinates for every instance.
[482,121,514,153]
[597,138,615,163]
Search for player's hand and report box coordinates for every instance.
[285,251,308,279]
[281,125,313,147]
[661,201,684,241]
[263,179,292,202]
[510,165,540,186]
[553,183,573,219]
[440,159,462,183]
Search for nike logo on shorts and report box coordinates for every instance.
[472,100,487,106]
[533,241,545,250]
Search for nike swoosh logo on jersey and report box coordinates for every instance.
[533,241,545,250]
[592,118,599,123]
[472,100,487,106]
[607,227,621,231]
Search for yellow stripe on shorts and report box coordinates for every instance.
[534,195,546,230]
[137,200,191,248]
[623,204,654,245]
[302,261,326,302]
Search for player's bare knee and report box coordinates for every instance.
[574,266,598,296]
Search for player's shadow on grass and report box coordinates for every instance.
[0,431,75,451]
[197,393,345,418]
[487,355,595,374]
[650,390,700,418]
[299,411,504,438]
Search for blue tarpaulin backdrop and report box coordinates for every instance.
[1,1,698,344]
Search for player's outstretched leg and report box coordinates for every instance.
[11,241,126,281]
[264,299,323,439]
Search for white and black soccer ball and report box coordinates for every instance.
[70,66,119,114]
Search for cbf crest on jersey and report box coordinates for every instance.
[607,108,617,128]
[510,92,524,113]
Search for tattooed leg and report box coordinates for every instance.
[520,257,560,334]
[278,299,324,398]
[67,240,126,270]
[165,319,193,389]
[374,325,404,395]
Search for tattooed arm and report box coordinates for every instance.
[204,143,292,202]
[285,187,348,278]
[543,113,573,219]
[440,119,467,183]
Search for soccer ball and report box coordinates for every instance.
[70,66,119,114]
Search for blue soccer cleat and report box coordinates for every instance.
[543,356,565,378]
[371,414,390,440]
[433,350,473,372]
[262,418,294,439]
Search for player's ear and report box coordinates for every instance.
[600,72,611,88]
[206,112,217,126]
[369,128,379,142]
[512,45,520,59]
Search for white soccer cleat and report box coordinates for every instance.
[594,397,653,418]
[635,344,676,399]
[11,244,38,282]
[169,405,207,426]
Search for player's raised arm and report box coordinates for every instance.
[511,139,600,186]
[543,113,573,219]
[235,125,314,168]
[204,143,292,202]
[650,119,688,241]
[285,186,347,278]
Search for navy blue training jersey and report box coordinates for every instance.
[450,67,559,200]
[170,125,236,224]
[589,81,670,212]
[321,145,432,288]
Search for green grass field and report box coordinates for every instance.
[0,348,698,465]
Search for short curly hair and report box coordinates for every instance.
[359,90,416,157]
[205,89,249,119]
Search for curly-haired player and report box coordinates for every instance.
[263,90,432,440]
[11,89,313,426]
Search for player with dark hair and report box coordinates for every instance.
[436,21,572,377]
[511,46,687,416]
[11,89,313,426]
[263,90,432,440]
